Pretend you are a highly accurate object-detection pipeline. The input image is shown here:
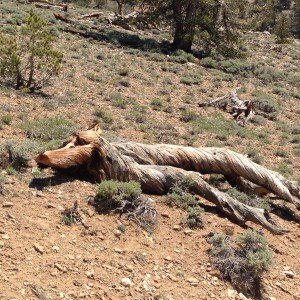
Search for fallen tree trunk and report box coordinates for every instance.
[53,13,75,24]
[29,0,67,9]
[35,127,299,234]
[111,142,300,208]
[79,12,104,19]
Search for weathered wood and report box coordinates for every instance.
[80,12,104,19]
[106,11,139,31]
[36,127,299,234]
[35,3,65,9]
[198,88,254,125]
[29,0,67,9]
[53,13,75,24]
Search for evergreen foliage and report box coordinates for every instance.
[275,13,291,43]
[141,0,240,57]
[0,9,63,92]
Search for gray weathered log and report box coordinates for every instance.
[35,128,298,234]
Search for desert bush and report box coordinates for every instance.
[273,148,289,157]
[185,206,204,229]
[166,176,198,209]
[21,117,76,141]
[180,110,198,122]
[92,180,157,231]
[0,139,42,170]
[245,148,264,164]
[201,57,218,68]
[93,109,113,124]
[250,115,266,126]
[209,230,272,297]
[166,176,205,228]
[291,126,300,134]
[291,91,300,99]
[0,10,63,92]
[151,98,164,110]
[118,68,129,76]
[180,74,202,85]
[226,188,270,210]
[1,115,13,125]
[293,146,300,156]
[168,50,195,64]
[275,162,293,176]
[252,90,279,113]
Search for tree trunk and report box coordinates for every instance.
[117,0,124,16]
[36,127,300,234]
[172,0,197,52]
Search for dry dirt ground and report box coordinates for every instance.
[1,1,300,300]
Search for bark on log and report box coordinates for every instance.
[35,127,299,234]
[80,12,104,19]
[35,3,65,9]
[53,13,75,24]
[198,89,254,125]
[29,0,67,9]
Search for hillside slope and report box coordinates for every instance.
[0,1,300,300]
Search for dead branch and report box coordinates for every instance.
[29,0,67,10]
[53,13,75,24]
[199,88,254,125]
[105,11,139,31]
[79,12,104,19]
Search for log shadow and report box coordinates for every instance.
[270,203,300,223]
[70,26,172,54]
[29,169,96,190]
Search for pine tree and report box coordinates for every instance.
[141,0,240,56]
[0,10,63,92]
[292,0,300,37]
[275,13,291,43]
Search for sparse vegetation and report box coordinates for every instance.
[92,180,157,231]
[20,117,76,142]
[209,230,272,297]
[0,1,300,298]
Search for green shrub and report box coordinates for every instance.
[151,98,163,110]
[253,90,279,113]
[250,115,266,126]
[166,176,205,228]
[273,149,289,157]
[201,57,218,68]
[93,109,113,124]
[291,91,300,99]
[0,10,63,92]
[245,148,264,164]
[180,110,198,122]
[185,206,204,229]
[118,68,129,76]
[1,139,42,170]
[86,72,101,82]
[1,115,13,125]
[293,146,300,156]
[275,162,293,176]
[226,188,270,210]
[180,74,202,85]
[168,50,195,64]
[93,180,157,230]
[21,117,76,141]
[209,230,272,296]
[117,223,127,233]
[112,98,128,109]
